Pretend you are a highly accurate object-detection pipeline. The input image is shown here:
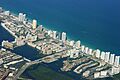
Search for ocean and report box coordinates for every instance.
[0,0,120,55]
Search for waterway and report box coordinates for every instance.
[0,24,14,43]
[0,0,120,79]
[13,44,43,61]
[0,23,116,80]
[0,24,41,61]
[21,58,114,80]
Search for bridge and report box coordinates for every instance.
[13,59,42,80]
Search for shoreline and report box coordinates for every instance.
[1,7,97,51]
[0,8,120,57]
[0,9,114,56]
[1,8,117,55]
[0,7,120,79]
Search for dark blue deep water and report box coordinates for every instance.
[0,24,14,43]
[0,0,120,55]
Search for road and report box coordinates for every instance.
[13,59,42,80]
[12,47,71,80]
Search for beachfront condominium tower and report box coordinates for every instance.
[81,45,85,52]
[70,40,75,46]
[18,13,26,22]
[18,13,23,21]
[88,49,92,55]
[58,33,61,40]
[4,11,10,16]
[114,56,120,67]
[109,54,115,65]
[85,47,89,54]
[75,40,81,48]
[105,52,110,63]
[61,32,66,42]
[100,51,105,60]
[38,25,43,31]
[53,31,57,39]
[96,49,101,58]
[32,19,37,29]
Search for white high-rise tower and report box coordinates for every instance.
[81,45,85,52]
[85,47,89,54]
[114,56,120,67]
[100,51,105,60]
[4,11,10,16]
[18,13,26,22]
[70,40,74,46]
[75,40,81,48]
[88,49,92,55]
[96,49,100,58]
[61,32,66,42]
[109,54,115,65]
[53,31,57,39]
[32,19,37,29]
[105,52,110,63]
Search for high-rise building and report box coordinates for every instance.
[114,56,120,67]
[61,32,66,42]
[18,13,23,21]
[100,51,105,60]
[70,40,74,46]
[96,49,101,58]
[75,40,81,48]
[53,31,57,39]
[109,54,115,65]
[23,14,26,21]
[38,25,43,31]
[85,47,89,54]
[105,52,110,63]
[88,49,92,55]
[4,11,10,16]
[32,19,37,29]
[18,13,26,22]
[81,45,85,52]
[58,33,61,40]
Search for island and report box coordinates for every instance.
[0,7,119,80]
